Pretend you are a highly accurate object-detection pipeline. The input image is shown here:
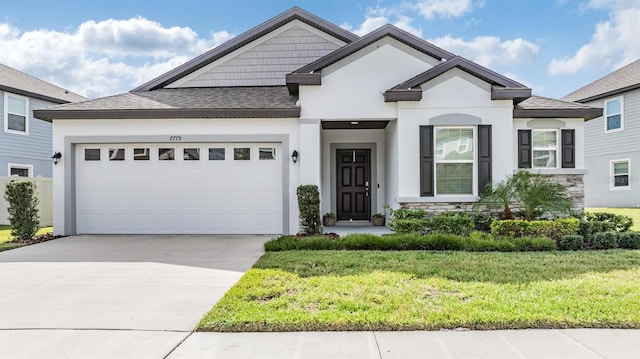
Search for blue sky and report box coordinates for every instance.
[1,0,638,99]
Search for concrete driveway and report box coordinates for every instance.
[0,235,269,358]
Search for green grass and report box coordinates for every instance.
[198,250,640,332]
[0,226,53,251]
[586,208,640,231]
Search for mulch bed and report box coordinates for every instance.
[8,233,66,246]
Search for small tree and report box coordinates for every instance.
[512,170,573,221]
[4,181,40,241]
[297,185,322,235]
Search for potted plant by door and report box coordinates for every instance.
[372,213,385,226]
[323,213,336,226]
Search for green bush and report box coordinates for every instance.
[591,232,618,250]
[558,235,584,251]
[264,233,556,252]
[4,181,40,241]
[618,232,640,249]
[585,212,633,232]
[297,185,321,235]
[490,218,579,241]
[471,213,494,232]
[393,219,430,234]
[428,212,474,236]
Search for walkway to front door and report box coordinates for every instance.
[336,149,371,221]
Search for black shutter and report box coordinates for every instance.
[561,129,575,168]
[478,125,492,193]
[517,130,532,168]
[420,125,434,196]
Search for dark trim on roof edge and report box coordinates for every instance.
[571,83,640,103]
[34,108,301,121]
[491,87,532,103]
[322,120,389,129]
[513,108,603,120]
[384,89,423,102]
[291,24,454,76]
[0,84,74,104]
[131,7,357,93]
[285,73,322,95]
[391,56,527,91]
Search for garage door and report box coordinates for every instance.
[75,143,283,234]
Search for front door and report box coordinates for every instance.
[336,149,371,221]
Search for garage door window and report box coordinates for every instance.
[85,149,100,161]
[209,148,225,160]
[134,148,150,160]
[234,148,250,160]
[259,147,275,160]
[109,148,125,161]
[159,148,175,160]
[184,148,200,160]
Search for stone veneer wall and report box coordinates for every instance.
[398,174,585,215]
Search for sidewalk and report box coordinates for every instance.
[168,329,640,359]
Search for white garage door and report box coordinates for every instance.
[75,143,283,234]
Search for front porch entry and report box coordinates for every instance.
[336,149,371,221]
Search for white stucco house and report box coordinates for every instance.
[35,7,602,236]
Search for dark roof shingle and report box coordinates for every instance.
[562,59,640,102]
[0,63,87,103]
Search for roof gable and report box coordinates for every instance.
[562,59,640,102]
[132,7,357,92]
[384,56,531,103]
[0,63,87,103]
[286,24,455,95]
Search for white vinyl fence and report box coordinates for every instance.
[0,176,53,227]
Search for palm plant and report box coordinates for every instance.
[474,170,574,221]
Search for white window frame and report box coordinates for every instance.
[604,96,624,133]
[8,163,33,177]
[3,92,29,135]
[531,129,559,169]
[610,159,630,190]
[434,126,476,196]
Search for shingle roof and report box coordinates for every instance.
[132,7,358,92]
[514,95,602,119]
[0,63,87,103]
[33,86,300,121]
[562,59,640,102]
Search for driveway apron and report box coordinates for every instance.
[0,235,268,358]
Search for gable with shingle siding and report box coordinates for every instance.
[167,20,346,88]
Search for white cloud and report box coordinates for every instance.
[413,0,474,19]
[430,35,539,68]
[341,8,423,37]
[0,18,233,98]
[548,1,640,75]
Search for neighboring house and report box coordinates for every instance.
[563,59,640,208]
[35,7,601,236]
[1,63,87,178]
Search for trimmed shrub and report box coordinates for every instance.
[471,213,494,232]
[297,185,321,235]
[490,218,579,241]
[558,235,584,251]
[428,212,474,236]
[393,219,430,234]
[4,181,40,241]
[585,212,633,232]
[591,231,618,250]
[264,233,556,252]
[618,232,640,249]
[388,208,427,233]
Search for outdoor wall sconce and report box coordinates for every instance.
[52,152,62,165]
[291,150,299,164]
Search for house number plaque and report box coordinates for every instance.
[169,136,182,142]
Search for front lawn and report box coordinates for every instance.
[0,226,53,251]
[587,208,640,231]
[198,250,640,331]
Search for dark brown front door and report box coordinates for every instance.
[337,149,371,221]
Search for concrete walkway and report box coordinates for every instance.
[169,329,640,359]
